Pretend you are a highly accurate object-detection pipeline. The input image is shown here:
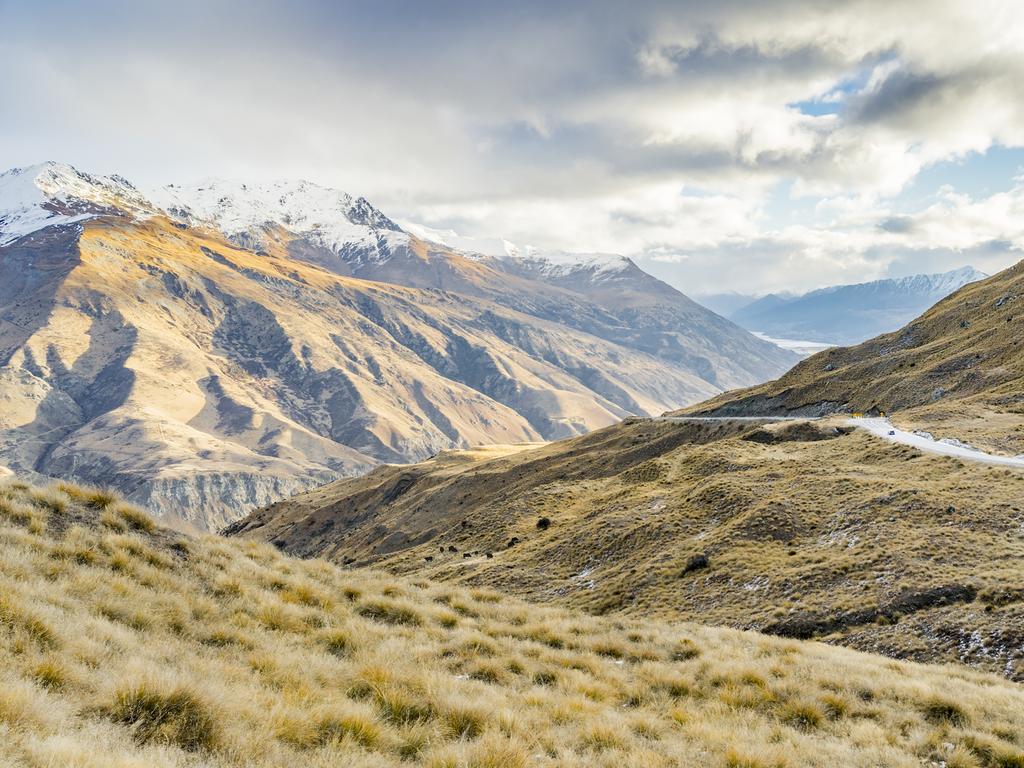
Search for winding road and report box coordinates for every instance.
[654,414,1024,469]
[849,417,1024,468]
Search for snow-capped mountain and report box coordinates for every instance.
[152,179,410,265]
[499,248,634,281]
[0,162,154,246]
[0,161,796,529]
[803,267,987,301]
[731,267,988,345]
[398,219,634,280]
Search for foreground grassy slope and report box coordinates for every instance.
[689,260,1024,453]
[3,479,1024,767]
[231,418,1024,680]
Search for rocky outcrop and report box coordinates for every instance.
[128,470,340,532]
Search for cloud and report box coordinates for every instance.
[877,216,915,234]
[2,0,1024,294]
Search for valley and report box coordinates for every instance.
[5,5,1024,767]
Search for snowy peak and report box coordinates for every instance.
[400,220,634,279]
[808,267,987,300]
[502,248,635,280]
[0,161,155,246]
[346,195,403,232]
[151,178,409,260]
[1,162,633,279]
[894,266,987,298]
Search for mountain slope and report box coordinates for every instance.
[0,162,792,529]
[3,476,1024,767]
[692,259,1024,452]
[153,179,798,390]
[226,262,1024,678]
[692,291,759,317]
[228,415,1024,681]
[731,267,987,345]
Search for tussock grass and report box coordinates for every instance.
[235,417,1024,683]
[103,678,219,751]
[0,477,1022,767]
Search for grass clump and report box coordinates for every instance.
[320,628,356,657]
[104,680,219,752]
[312,703,383,748]
[779,699,824,730]
[0,496,46,533]
[58,482,118,510]
[0,595,58,649]
[106,502,157,533]
[922,695,970,726]
[357,599,422,626]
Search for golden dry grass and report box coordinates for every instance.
[230,417,1024,680]
[1,477,1023,767]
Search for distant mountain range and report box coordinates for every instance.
[702,267,987,346]
[694,260,1024,427]
[0,162,794,528]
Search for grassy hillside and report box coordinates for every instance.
[229,418,1024,681]
[2,478,1024,767]
[689,260,1024,454]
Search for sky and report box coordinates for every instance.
[2,0,1024,295]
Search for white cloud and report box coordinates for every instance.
[2,0,1024,294]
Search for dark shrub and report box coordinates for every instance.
[682,554,709,575]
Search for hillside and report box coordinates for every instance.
[3,477,1024,767]
[691,259,1024,454]
[0,163,794,529]
[730,267,986,346]
[229,416,1024,681]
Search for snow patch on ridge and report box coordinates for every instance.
[808,266,987,299]
[504,248,633,279]
[0,162,154,247]
[152,179,410,264]
[400,219,633,277]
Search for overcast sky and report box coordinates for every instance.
[2,0,1023,294]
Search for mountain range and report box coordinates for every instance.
[710,267,987,346]
[0,162,794,529]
